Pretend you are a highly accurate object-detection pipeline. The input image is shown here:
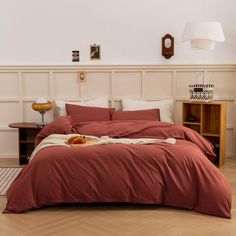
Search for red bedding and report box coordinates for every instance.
[4,120,231,218]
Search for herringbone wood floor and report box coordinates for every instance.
[0,158,235,236]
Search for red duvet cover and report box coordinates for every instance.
[4,120,232,218]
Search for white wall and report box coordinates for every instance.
[0,0,236,64]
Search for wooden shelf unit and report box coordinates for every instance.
[9,123,43,165]
[182,101,226,167]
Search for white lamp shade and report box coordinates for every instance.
[182,22,225,50]
[191,39,215,50]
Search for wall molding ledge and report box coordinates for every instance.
[0,64,235,158]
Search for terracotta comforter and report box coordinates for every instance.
[4,120,232,218]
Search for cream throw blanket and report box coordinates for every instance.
[30,134,176,162]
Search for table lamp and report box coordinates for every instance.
[32,98,53,126]
[181,21,225,102]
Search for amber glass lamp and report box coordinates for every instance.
[32,98,53,126]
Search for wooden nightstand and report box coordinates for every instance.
[9,123,43,165]
[182,101,226,167]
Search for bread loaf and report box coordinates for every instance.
[67,135,86,144]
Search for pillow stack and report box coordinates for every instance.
[54,97,173,124]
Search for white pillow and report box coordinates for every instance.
[122,98,174,123]
[54,97,109,116]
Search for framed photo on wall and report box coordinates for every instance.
[72,50,80,62]
[90,44,100,60]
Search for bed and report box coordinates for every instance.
[4,113,232,218]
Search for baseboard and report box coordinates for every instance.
[226,153,235,158]
[0,155,18,159]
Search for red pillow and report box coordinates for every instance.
[66,104,113,124]
[35,116,72,146]
[111,109,160,121]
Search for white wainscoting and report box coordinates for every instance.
[0,64,235,159]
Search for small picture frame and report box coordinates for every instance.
[90,44,100,60]
[72,50,80,62]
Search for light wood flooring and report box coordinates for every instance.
[0,158,235,236]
